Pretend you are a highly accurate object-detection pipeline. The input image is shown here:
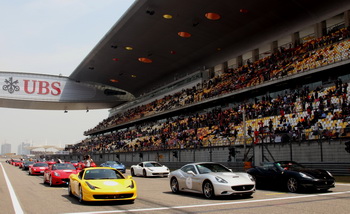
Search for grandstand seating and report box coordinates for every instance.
[65,26,350,154]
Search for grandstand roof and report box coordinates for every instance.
[69,0,350,99]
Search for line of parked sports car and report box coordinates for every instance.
[6,159,336,203]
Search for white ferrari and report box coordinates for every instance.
[169,162,255,199]
[130,161,170,177]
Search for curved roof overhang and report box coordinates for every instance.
[69,0,350,98]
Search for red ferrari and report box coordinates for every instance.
[76,161,97,170]
[46,160,57,165]
[43,163,78,186]
[12,160,22,167]
[29,162,49,175]
[66,160,79,168]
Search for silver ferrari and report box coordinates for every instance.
[169,162,255,199]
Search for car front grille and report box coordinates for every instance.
[231,185,255,191]
[151,173,169,175]
[93,194,134,199]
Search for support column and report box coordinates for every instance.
[291,32,300,48]
[271,41,278,53]
[236,55,243,67]
[223,61,228,71]
[252,48,259,62]
[314,21,327,38]
[344,10,350,28]
[208,67,215,79]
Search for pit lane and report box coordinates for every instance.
[1,161,350,214]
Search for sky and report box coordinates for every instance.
[0,0,135,153]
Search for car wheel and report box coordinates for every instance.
[78,186,84,203]
[49,176,53,187]
[203,181,215,199]
[242,192,253,198]
[68,184,73,197]
[131,168,135,176]
[125,199,135,204]
[287,177,299,193]
[170,177,180,193]
[143,169,148,177]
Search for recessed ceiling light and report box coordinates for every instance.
[110,79,119,83]
[138,57,152,63]
[163,14,173,19]
[125,46,133,50]
[205,12,221,20]
[178,32,191,38]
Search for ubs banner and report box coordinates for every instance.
[0,73,66,101]
[0,72,134,109]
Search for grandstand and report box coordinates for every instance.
[56,2,350,174]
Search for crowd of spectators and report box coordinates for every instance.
[85,26,350,134]
[66,79,350,154]
[65,26,350,154]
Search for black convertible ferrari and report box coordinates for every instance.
[247,161,335,193]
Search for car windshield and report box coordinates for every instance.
[34,163,48,167]
[106,161,120,165]
[84,169,124,180]
[53,164,76,170]
[24,161,34,165]
[144,162,162,167]
[196,163,231,174]
[277,161,305,170]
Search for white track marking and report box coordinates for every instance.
[0,163,24,214]
[62,190,350,214]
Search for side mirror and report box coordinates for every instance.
[127,175,133,179]
[187,170,196,176]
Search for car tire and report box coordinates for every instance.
[131,168,135,176]
[125,199,135,204]
[68,184,73,197]
[242,192,253,198]
[203,181,215,199]
[78,186,84,203]
[170,177,180,194]
[49,176,53,187]
[287,177,299,193]
[143,169,147,177]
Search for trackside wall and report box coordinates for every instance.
[60,139,350,175]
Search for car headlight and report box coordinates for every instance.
[326,171,333,177]
[147,168,153,171]
[299,172,313,179]
[54,172,60,177]
[86,181,99,190]
[215,176,228,183]
[127,180,135,189]
[248,174,255,182]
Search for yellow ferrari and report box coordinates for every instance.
[68,167,137,203]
